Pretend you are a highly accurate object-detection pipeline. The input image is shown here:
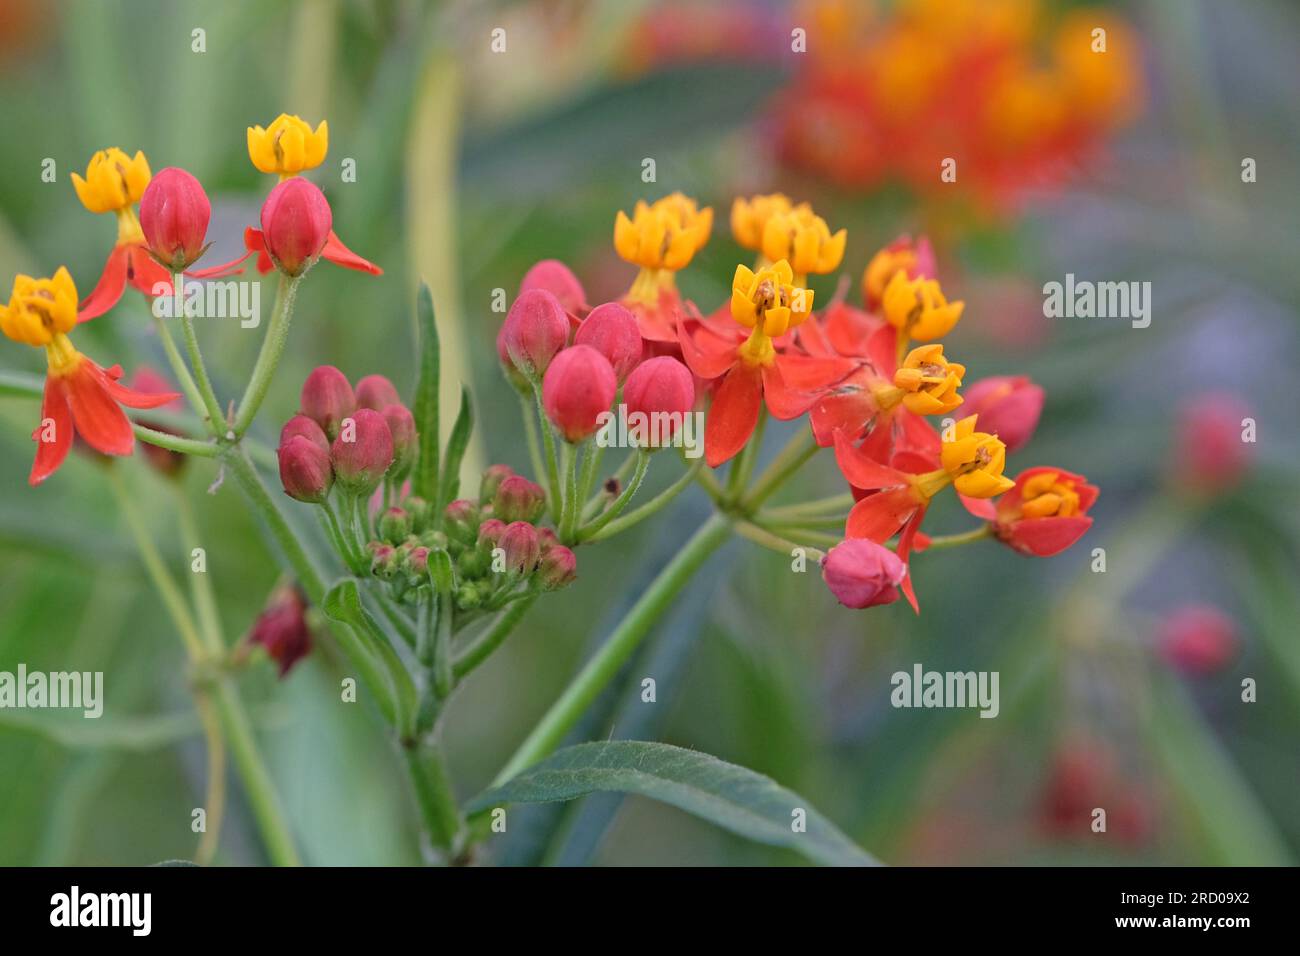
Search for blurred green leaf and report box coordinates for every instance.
[468,740,878,867]
[412,283,440,501]
[439,386,473,510]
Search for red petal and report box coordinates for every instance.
[1003,516,1094,557]
[896,509,926,613]
[705,364,762,467]
[322,229,383,275]
[845,488,919,542]
[773,352,856,390]
[29,375,72,485]
[796,316,835,357]
[809,368,877,447]
[833,429,907,490]
[897,410,941,461]
[189,257,248,280]
[104,374,183,410]
[866,323,898,376]
[62,360,134,456]
[127,245,172,295]
[677,321,739,380]
[77,245,131,321]
[959,494,998,520]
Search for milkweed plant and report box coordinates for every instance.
[0,114,1099,866]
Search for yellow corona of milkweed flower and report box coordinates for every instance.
[939,415,1014,498]
[614,192,712,271]
[731,259,813,341]
[760,206,846,281]
[730,193,794,251]
[891,344,964,416]
[0,268,79,347]
[71,148,151,215]
[247,114,329,176]
[882,269,964,343]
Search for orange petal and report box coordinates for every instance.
[845,488,920,542]
[833,428,907,490]
[29,375,73,485]
[705,364,762,467]
[77,245,131,321]
[322,229,383,275]
[63,360,134,456]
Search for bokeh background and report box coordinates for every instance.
[0,0,1296,865]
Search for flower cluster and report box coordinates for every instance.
[0,114,381,486]
[772,0,1143,212]
[511,189,1097,614]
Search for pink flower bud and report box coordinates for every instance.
[503,289,569,379]
[278,435,333,503]
[444,499,481,544]
[542,344,617,442]
[330,408,394,495]
[960,376,1044,454]
[139,167,211,271]
[520,259,589,316]
[1158,605,1237,675]
[260,176,332,276]
[407,546,430,577]
[300,365,356,440]
[536,526,560,554]
[499,520,541,575]
[355,374,402,410]
[479,464,515,503]
[1175,392,1253,492]
[247,585,312,677]
[820,539,907,609]
[493,475,546,523]
[623,356,695,442]
[574,302,643,381]
[381,403,417,478]
[537,545,577,589]
[477,518,506,550]
[280,413,329,453]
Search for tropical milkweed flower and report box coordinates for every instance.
[730,193,794,251]
[138,167,212,272]
[678,259,854,467]
[615,192,712,342]
[0,268,179,484]
[820,538,907,609]
[886,344,965,416]
[72,148,173,320]
[881,269,964,345]
[862,235,936,311]
[759,205,846,284]
[247,113,329,177]
[542,344,618,442]
[962,466,1097,556]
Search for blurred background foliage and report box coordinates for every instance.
[0,0,1296,865]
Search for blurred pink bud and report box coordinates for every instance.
[623,356,695,440]
[330,408,393,495]
[247,586,313,677]
[499,520,541,574]
[139,167,211,271]
[503,289,570,379]
[537,545,577,589]
[278,435,333,503]
[300,365,356,440]
[961,375,1044,453]
[260,177,332,276]
[521,259,589,316]
[381,403,417,477]
[477,517,506,550]
[280,413,329,453]
[1158,605,1237,675]
[444,499,481,544]
[493,474,546,523]
[479,464,515,504]
[574,302,643,381]
[542,345,617,442]
[1175,392,1254,492]
[355,374,402,411]
[820,539,907,609]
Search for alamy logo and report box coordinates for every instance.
[151,277,261,328]
[890,664,999,718]
[50,886,151,936]
[1042,273,1151,328]
[0,665,103,718]
[595,404,704,459]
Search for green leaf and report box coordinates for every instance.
[438,386,473,511]
[467,741,878,867]
[412,282,440,501]
[0,709,202,752]
[0,369,42,400]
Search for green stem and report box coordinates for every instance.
[133,423,220,458]
[177,275,228,435]
[403,738,464,855]
[578,449,650,541]
[491,513,732,786]
[452,594,537,679]
[531,381,562,523]
[922,524,994,551]
[725,410,765,501]
[173,487,225,654]
[734,519,826,561]
[582,456,701,543]
[233,274,300,438]
[560,441,582,542]
[318,500,362,573]
[520,392,547,488]
[740,425,819,511]
[150,309,212,434]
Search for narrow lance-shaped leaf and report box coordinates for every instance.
[438,385,473,512]
[412,282,440,500]
[467,741,878,867]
